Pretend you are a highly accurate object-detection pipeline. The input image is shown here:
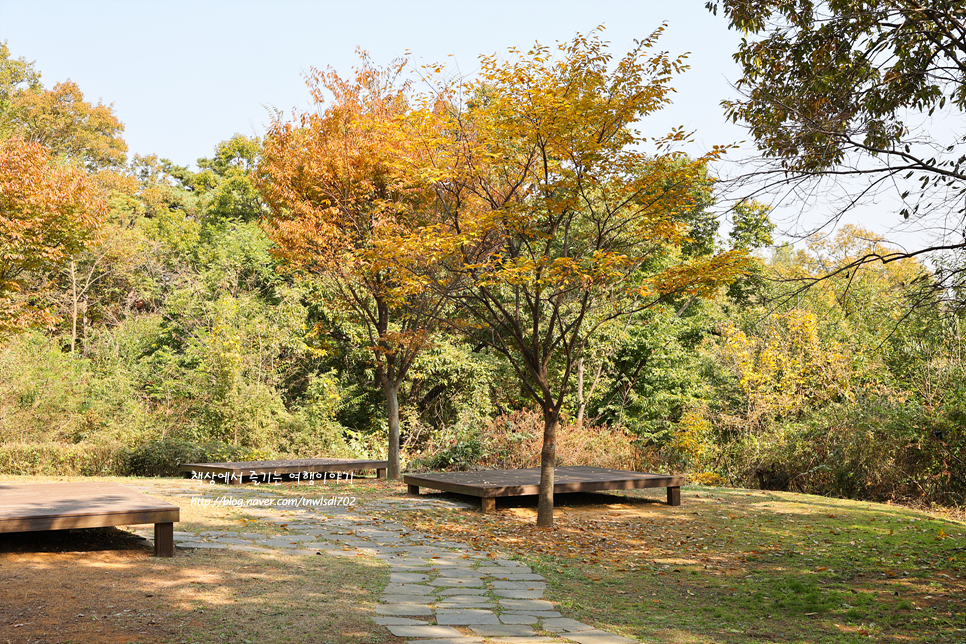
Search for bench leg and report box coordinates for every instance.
[667,486,681,506]
[377,468,387,479]
[407,484,420,496]
[481,497,496,513]
[155,522,174,557]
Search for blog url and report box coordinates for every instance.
[190,496,356,507]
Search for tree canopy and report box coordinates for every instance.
[401,28,750,525]
[708,0,966,293]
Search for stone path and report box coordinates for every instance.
[129,485,639,644]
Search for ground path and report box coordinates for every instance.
[127,483,639,644]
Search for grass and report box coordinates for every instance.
[393,485,966,644]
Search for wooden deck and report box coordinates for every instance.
[405,466,685,511]
[180,458,389,484]
[0,482,180,557]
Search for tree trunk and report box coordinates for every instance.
[537,409,558,527]
[69,260,78,354]
[383,379,401,479]
[576,358,585,428]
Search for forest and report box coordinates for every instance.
[2,16,964,513]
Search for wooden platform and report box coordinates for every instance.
[405,466,685,511]
[0,482,180,557]
[180,458,389,484]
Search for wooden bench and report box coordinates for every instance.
[180,458,389,485]
[405,466,685,512]
[0,482,180,557]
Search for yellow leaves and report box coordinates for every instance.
[719,309,854,414]
[654,249,752,298]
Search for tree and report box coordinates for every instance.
[407,29,749,525]
[4,80,127,170]
[0,138,107,335]
[258,57,445,479]
[195,134,267,224]
[0,40,41,116]
[707,0,966,295]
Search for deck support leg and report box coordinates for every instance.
[377,468,387,479]
[480,497,496,513]
[407,484,420,496]
[155,522,174,557]
[667,486,681,506]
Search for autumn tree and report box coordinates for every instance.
[0,41,41,117]
[707,0,966,295]
[406,29,749,525]
[0,138,107,335]
[258,57,444,478]
[3,79,126,170]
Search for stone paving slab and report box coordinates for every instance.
[469,624,537,637]
[490,639,561,644]
[437,568,485,578]
[254,539,301,548]
[478,566,532,575]
[375,604,433,616]
[405,639,484,644]
[502,610,563,618]
[434,595,496,606]
[391,573,431,583]
[492,589,545,599]
[386,624,463,638]
[499,599,555,611]
[435,609,501,625]
[438,587,488,596]
[499,614,538,624]
[435,601,494,609]
[559,630,638,644]
[431,577,484,587]
[383,583,436,595]
[373,616,428,625]
[382,594,440,604]
[542,618,596,632]
[492,581,546,590]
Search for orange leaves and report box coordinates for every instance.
[6,80,127,171]
[0,138,107,334]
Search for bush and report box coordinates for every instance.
[0,442,126,476]
[121,438,271,477]
[701,396,966,506]
[413,409,647,472]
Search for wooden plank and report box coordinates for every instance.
[402,467,686,506]
[0,482,181,556]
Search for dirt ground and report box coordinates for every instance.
[0,529,198,644]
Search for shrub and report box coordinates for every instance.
[0,442,125,476]
[413,409,647,472]
[121,438,271,477]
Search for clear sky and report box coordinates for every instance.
[0,0,932,249]
[0,0,745,165]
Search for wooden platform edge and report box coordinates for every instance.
[405,470,686,512]
[0,508,181,534]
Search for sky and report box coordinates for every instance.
[0,0,935,250]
